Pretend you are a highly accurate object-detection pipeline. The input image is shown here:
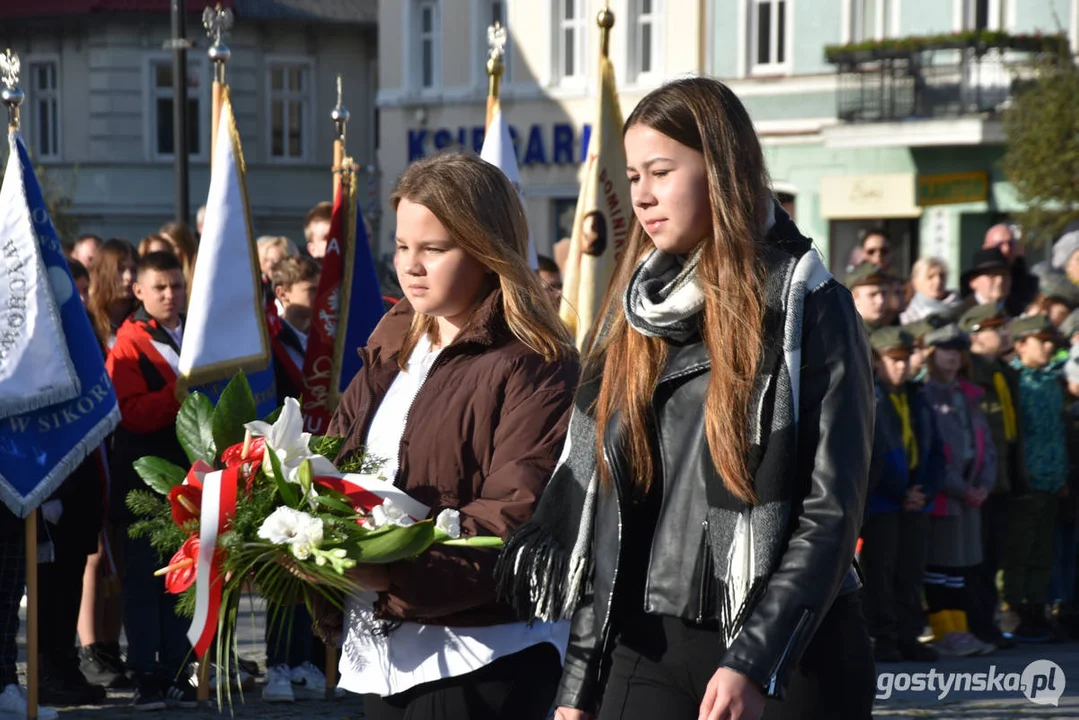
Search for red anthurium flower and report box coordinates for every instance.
[168,484,202,528]
[164,535,200,594]
[221,437,266,469]
[185,459,214,490]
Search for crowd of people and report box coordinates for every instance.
[4,72,1079,720]
[846,221,1079,663]
[0,202,386,718]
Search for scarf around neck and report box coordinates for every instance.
[623,247,706,341]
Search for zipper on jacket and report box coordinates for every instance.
[394,349,449,488]
[696,518,713,624]
[767,609,812,696]
[642,404,667,612]
[597,439,624,687]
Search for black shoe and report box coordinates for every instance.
[899,641,940,662]
[164,679,198,709]
[80,643,132,689]
[1013,604,1052,643]
[976,629,1018,650]
[237,656,261,678]
[132,676,166,712]
[873,640,903,663]
[38,675,106,706]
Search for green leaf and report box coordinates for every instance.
[438,536,505,548]
[211,373,258,458]
[266,446,300,508]
[311,494,358,516]
[133,456,188,495]
[176,392,216,465]
[308,435,345,461]
[340,521,436,564]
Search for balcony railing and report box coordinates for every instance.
[823,33,1066,123]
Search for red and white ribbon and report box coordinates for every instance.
[187,466,238,658]
[316,473,429,521]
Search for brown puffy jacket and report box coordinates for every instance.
[326,289,579,627]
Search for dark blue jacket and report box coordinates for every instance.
[868,380,945,515]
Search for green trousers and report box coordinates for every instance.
[1002,490,1059,607]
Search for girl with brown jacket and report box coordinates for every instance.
[323,152,579,720]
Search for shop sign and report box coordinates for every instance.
[407,123,592,165]
[917,171,989,206]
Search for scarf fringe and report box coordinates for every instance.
[718,576,770,647]
[495,521,580,623]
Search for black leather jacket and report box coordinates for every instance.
[556,279,874,711]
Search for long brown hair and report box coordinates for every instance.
[390,152,575,367]
[592,77,773,504]
[87,238,137,346]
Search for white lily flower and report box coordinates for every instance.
[246,397,338,483]
[291,543,313,561]
[435,509,462,539]
[257,506,325,550]
[363,498,416,530]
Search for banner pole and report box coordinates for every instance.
[331,74,350,201]
[25,513,39,720]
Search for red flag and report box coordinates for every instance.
[301,179,348,434]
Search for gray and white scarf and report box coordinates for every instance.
[496,207,835,648]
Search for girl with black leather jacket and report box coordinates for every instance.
[497,77,876,720]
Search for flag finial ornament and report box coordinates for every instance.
[597,6,615,58]
[204,3,234,69]
[331,74,350,142]
[0,49,23,129]
[486,21,506,101]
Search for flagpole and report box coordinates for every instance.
[3,48,39,720]
[325,76,349,688]
[484,21,507,129]
[331,75,350,200]
[204,3,233,169]
[598,2,614,59]
[198,7,232,703]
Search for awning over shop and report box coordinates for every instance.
[820,173,922,220]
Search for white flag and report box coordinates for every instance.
[480,105,538,270]
[0,132,79,418]
[179,92,270,388]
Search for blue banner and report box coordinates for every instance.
[338,202,387,394]
[0,136,120,518]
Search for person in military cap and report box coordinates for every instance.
[845,262,890,329]
[863,327,945,662]
[1003,314,1069,642]
[902,313,950,382]
[959,303,1026,650]
[1027,266,1079,329]
[921,325,998,657]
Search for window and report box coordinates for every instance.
[849,0,893,43]
[963,0,1003,30]
[267,60,313,162]
[416,0,440,89]
[479,1,510,82]
[631,0,662,81]
[556,0,587,85]
[750,0,790,74]
[149,58,203,160]
[27,60,59,161]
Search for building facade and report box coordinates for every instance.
[375,0,706,261]
[709,0,1079,282]
[1,0,378,245]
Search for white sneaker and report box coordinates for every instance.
[262,664,294,703]
[0,683,59,720]
[290,661,344,699]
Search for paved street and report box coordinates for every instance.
[16,596,1079,717]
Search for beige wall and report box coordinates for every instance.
[374,0,704,259]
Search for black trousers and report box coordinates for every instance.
[363,642,562,720]
[860,510,929,648]
[265,601,326,670]
[36,536,89,674]
[598,592,875,720]
[0,524,25,687]
[968,493,1009,638]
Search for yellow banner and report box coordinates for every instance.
[559,55,632,349]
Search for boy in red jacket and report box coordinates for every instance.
[105,251,197,711]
